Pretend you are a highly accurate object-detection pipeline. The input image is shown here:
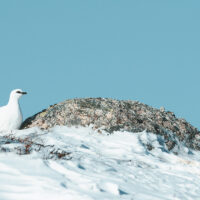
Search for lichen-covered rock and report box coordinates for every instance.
[21,98,200,151]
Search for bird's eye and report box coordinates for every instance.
[16,91,21,94]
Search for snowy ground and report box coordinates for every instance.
[0,126,200,200]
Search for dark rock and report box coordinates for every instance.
[21,98,200,151]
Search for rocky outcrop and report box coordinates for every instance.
[21,98,200,151]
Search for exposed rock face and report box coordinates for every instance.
[21,98,200,151]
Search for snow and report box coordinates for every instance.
[0,126,200,200]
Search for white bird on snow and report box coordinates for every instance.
[0,89,27,132]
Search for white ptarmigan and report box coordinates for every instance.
[0,89,27,132]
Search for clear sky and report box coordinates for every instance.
[0,0,200,128]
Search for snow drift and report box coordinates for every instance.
[0,126,200,200]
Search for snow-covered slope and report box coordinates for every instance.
[0,126,200,200]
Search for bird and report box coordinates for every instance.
[0,89,27,132]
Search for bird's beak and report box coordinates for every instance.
[22,92,27,95]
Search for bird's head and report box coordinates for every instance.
[10,89,27,100]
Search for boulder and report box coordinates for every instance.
[21,98,200,151]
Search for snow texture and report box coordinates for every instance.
[0,126,200,200]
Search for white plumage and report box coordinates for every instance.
[0,89,27,132]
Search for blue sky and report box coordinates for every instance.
[0,0,200,128]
